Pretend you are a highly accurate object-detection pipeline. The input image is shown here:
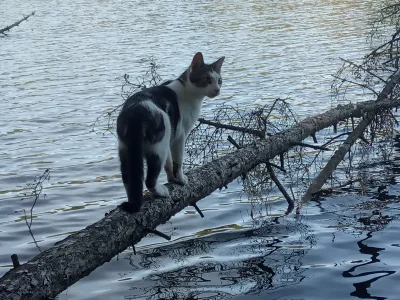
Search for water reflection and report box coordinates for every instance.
[122,218,314,299]
[343,232,395,300]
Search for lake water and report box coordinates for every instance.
[2,0,400,299]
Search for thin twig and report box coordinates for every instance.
[199,118,264,138]
[332,75,380,97]
[389,110,399,125]
[266,162,286,173]
[0,12,35,35]
[293,142,330,151]
[146,228,171,241]
[316,179,361,195]
[192,204,204,218]
[266,163,294,213]
[227,135,247,180]
[359,135,370,145]
[367,34,400,58]
[227,135,241,149]
[340,57,387,84]
[280,153,284,169]
[20,168,51,253]
[321,132,351,148]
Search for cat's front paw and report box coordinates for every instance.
[151,184,170,198]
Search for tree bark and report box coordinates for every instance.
[1,94,400,299]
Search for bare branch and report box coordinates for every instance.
[339,57,387,84]
[332,75,380,97]
[0,12,35,35]
[20,168,51,253]
[266,163,294,213]
[198,118,264,138]
[321,132,351,148]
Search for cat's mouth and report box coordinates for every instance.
[208,90,220,98]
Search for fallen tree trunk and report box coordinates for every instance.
[2,91,400,299]
[0,12,35,35]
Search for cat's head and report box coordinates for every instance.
[181,52,225,98]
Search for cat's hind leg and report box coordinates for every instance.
[145,120,171,197]
[119,147,129,196]
[145,152,170,197]
[171,136,188,185]
[118,141,143,213]
[165,150,175,183]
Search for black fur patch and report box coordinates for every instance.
[178,71,187,85]
[161,80,173,86]
[189,66,213,88]
[187,64,220,88]
[121,85,181,140]
[145,153,162,190]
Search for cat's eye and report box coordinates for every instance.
[203,77,211,84]
[218,78,222,84]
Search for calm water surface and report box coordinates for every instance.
[2,0,399,299]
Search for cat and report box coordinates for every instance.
[117,52,225,213]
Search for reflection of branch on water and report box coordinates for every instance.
[342,231,395,300]
[123,218,314,299]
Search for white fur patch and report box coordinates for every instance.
[210,70,221,82]
[167,80,204,134]
[141,101,172,171]
[151,184,170,197]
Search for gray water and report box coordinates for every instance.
[2,0,400,299]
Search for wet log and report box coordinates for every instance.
[0,12,35,35]
[2,84,400,299]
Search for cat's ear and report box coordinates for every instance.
[191,52,204,69]
[212,56,225,73]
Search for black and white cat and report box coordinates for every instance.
[117,52,225,213]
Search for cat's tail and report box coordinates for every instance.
[116,105,147,213]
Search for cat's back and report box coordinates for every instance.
[122,85,177,112]
[119,84,180,135]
